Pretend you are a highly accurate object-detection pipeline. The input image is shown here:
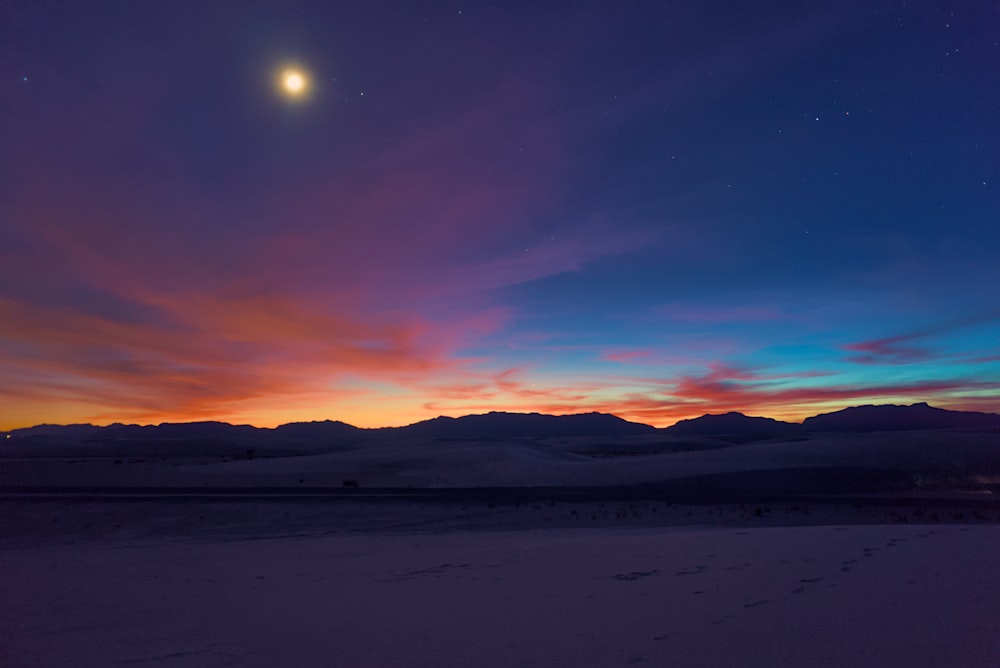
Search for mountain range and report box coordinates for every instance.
[4,403,999,447]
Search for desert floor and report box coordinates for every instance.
[2,498,998,667]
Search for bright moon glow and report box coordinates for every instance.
[280,68,309,98]
[284,71,305,93]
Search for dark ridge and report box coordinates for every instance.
[97,421,260,440]
[5,404,999,451]
[271,420,364,439]
[7,424,104,439]
[803,403,1000,432]
[391,411,656,440]
[664,412,803,443]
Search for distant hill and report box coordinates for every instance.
[3,412,653,453]
[96,421,260,440]
[7,424,104,439]
[664,412,803,443]
[6,404,998,454]
[803,403,1000,432]
[2,420,364,457]
[272,420,364,439]
[391,411,656,440]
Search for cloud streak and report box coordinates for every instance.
[388,362,1000,427]
[3,3,998,429]
[1,54,646,427]
[843,311,1000,365]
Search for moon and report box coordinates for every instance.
[278,67,310,99]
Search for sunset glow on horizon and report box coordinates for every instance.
[2,3,998,431]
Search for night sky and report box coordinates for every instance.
[3,1,999,429]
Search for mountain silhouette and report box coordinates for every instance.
[664,412,803,443]
[272,420,365,439]
[803,402,1000,432]
[5,404,999,448]
[391,411,656,440]
[97,421,260,440]
[4,424,104,439]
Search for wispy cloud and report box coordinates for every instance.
[651,303,793,324]
[404,360,1000,427]
[0,293,500,426]
[1,58,653,427]
[843,310,1000,365]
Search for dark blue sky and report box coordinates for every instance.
[2,0,998,427]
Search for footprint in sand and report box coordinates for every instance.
[613,569,661,581]
[391,563,471,581]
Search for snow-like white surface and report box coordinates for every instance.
[2,523,998,667]
[3,429,997,665]
[4,429,997,489]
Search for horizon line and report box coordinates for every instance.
[5,401,991,433]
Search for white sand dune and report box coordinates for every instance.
[176,429,1000,488]
[2,523,998,667]
[3,427,996,666]
[5,429,994,490]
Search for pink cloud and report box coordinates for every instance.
[406,361,1000,428]
[843,311,1000,365]
[934,396,1000,414]
[652,303,792,324]
[3,63,656,427]
[0,291,504,426]
[842,337,932,365]
[599,338,750,367]
[601,349,659,364]
[590,378,1000,427]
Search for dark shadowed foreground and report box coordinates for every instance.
[2,512,998,667]
[2,419,998,666]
